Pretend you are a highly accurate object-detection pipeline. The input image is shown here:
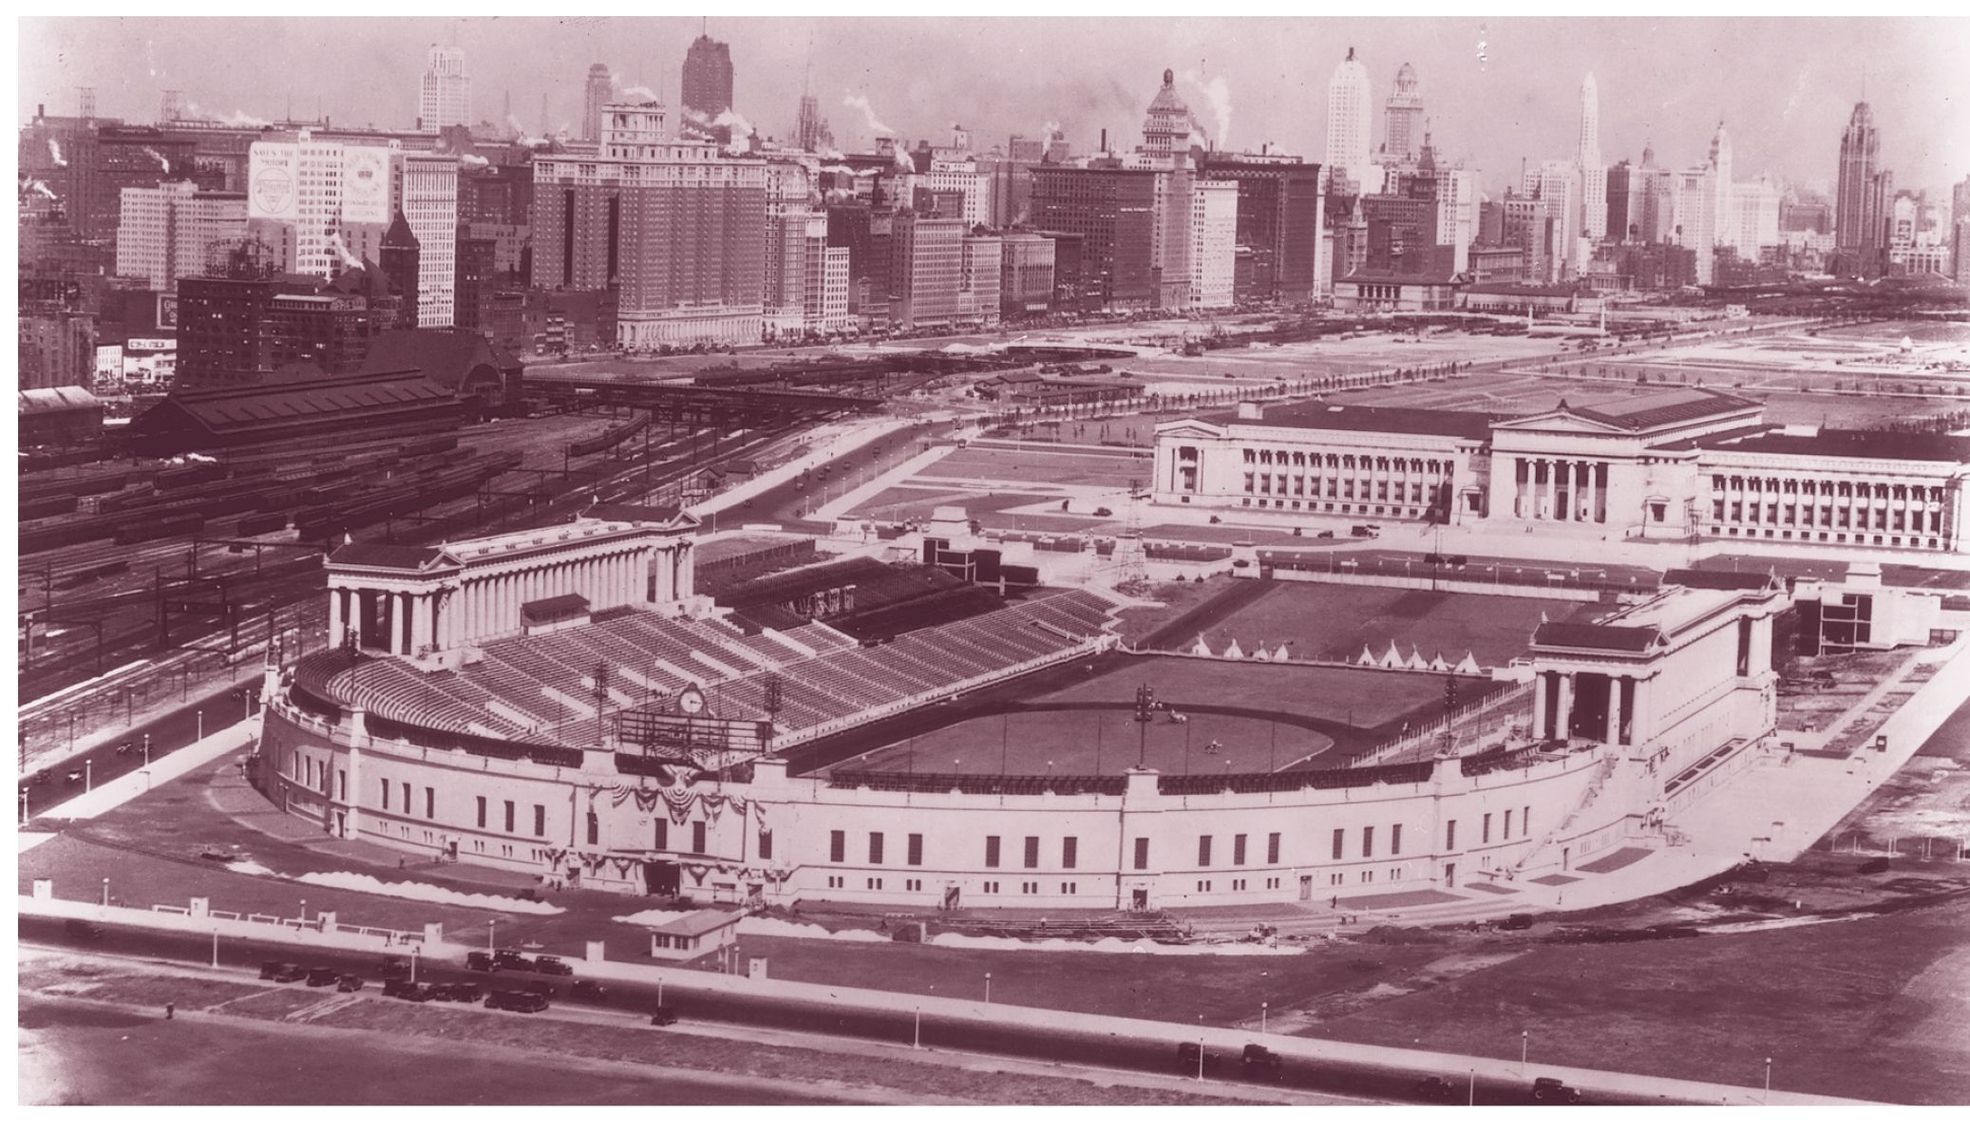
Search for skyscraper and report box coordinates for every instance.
[1383,63,1424,164]
[794,93,831,153]
[418,46,471,134]
[682,33,734,138]
[1141,68,1202,160]
[1578,73,1607,242]
[114,181,248,291]
[1325,47,1373,192]
[583,64,613,142]
[1834,101,1887,276]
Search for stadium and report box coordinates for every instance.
[255,502,1787,912]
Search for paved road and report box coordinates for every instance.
[20,679,259,819]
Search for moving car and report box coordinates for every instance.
[1241,1043,1284,1080]
[1174,1042,1223,1076]
[1532,1076,1582,1104]
[570,980,607,1003]
[486,989,549,1013]
[268,964,308,983]
[649,1006,679,1027]
[534,956,574,977]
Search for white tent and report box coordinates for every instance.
[1357,645,1378,666]
[1379,641,1405,669]
[1223,638,1246,660]
[1272,643,1291,662]
[1191,635,1214,658]
[1253,640,1270,662]
[1406,646,1431,671]
[1428,652,1451,672]
[1454,650,1483,675]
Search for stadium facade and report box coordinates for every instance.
[255,506,1787,911]
[1153,388,1970,552]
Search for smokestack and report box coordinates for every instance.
[1100,128,1107,154]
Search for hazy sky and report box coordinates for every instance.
[18,16,1970,197]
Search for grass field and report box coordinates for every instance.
[1028,655,1469,734]
[844,705,1334,777]
[1196,582,1586,669]
[920,448,1149,489]
[1300,898,1970,1105]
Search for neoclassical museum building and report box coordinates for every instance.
[1152,388,1968,552]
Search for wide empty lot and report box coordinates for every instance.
[1192,581,1586,669]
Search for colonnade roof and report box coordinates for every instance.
[1192,402,1498,439]
[1699,428,1970,463]
[1499,389,1759,435]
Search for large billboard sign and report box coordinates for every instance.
[617,709,772,772]
[342,146,393,225]
[248,141,298,221]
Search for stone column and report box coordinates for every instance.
[1533,670,1550,739]
[328,587,345,647]
[1605,674,1622,745]
[1555,673,1574,741]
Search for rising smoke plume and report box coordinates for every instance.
[1180,69,1232,148]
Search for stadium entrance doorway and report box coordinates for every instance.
[645,861,682,896]
[1299,876,1312,901]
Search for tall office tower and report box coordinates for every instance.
[583,64,614,142]
[1671,166,1718,284]
[1707,120,1734,258]
[1028,164,1163,310]
[115,181,248,290]
[958,233,1003,326]
[1383,63,1424,164]
[795,93,827,152]
[1835,101,1887,276]
[1525,159,1582,280]
[1188,178,1238,309]
[530,103,766,347]
[418,46,471,134]
[1141,68,1202,160]
[1606,161,1635,241]
[682,33,734,138]
[1578,74,1607,241]
[888,211,965,331]
[1193,154,1326,303]
[1325,47,1373,192]
[398,151,459,327]
[1434,163,1478,274]
[1953,217,1970,284]
[1636,142,1674,244]
[1954,175,1970,231]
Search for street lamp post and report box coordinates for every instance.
[913,1006,922,1049]
[300,899,307,927]
[197,710,205,742]
[411,947,420,982]
[488,919,497,951]
[984,972,992,1004]
[143,734,151,767]
[212,928,219,968]
[1764,1057,1772,1104]
[1469,1067,1476,1105]
[1261,1002,1268,1034]
[84,759,92,793]
[1521,1030,1529,1072]
[101,877,110,906]
[1197,1015,1206,1080]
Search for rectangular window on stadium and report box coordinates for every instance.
[908,833,924,866]
[586,811,599,845]
[1197,835,1213,867]
[1267,832,1281,864]
[1484,813,1494,843]
[1024,836,1039,869]
[759,830,773,859]
[1523,806,1531,836]
[1332,828,1344,860]
[533,805,545,837]
[337,771,346,800]
[655,820,668,851]
[1446,819,1457,852]
[692,821,706,855]
[402,782,411,814]
[1134,837,1149,870]
[476,796,487,828]
[869,831,885,865]
[1362,826,1375,857]
[380,778,390,810]
[1234,834,1247,866]
[1391,823,1402,855]
[504,801,515,833]
[1062,837,1077,870]
[830,830,845,863]
[426,788,435,820]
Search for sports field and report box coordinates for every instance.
[1032,655,1467,732]
[845,705,1333,777]
[1193,581,1586,669]
[919,447,1150,489]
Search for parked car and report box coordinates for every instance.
[439,982,484,1003]
[305,967,340,987]
[534,956,574,977]
[649,1006,679,1027]
[269,964,308,984]
[570,980,606,1003]
[465,951,495,973]
[525,980,558,1000]
[492,949,534,972]
[335,975,365,993]
[258,961,288,980]
[486,989,549,1013]
[1532,1076,1582,1104]
[382,979,439,1002]
[375,958,411,979]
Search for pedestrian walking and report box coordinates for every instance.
[165,1002,175,1020]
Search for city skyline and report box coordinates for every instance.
[18,16,1969,199]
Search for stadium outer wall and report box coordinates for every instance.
[256,677,1632,912]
